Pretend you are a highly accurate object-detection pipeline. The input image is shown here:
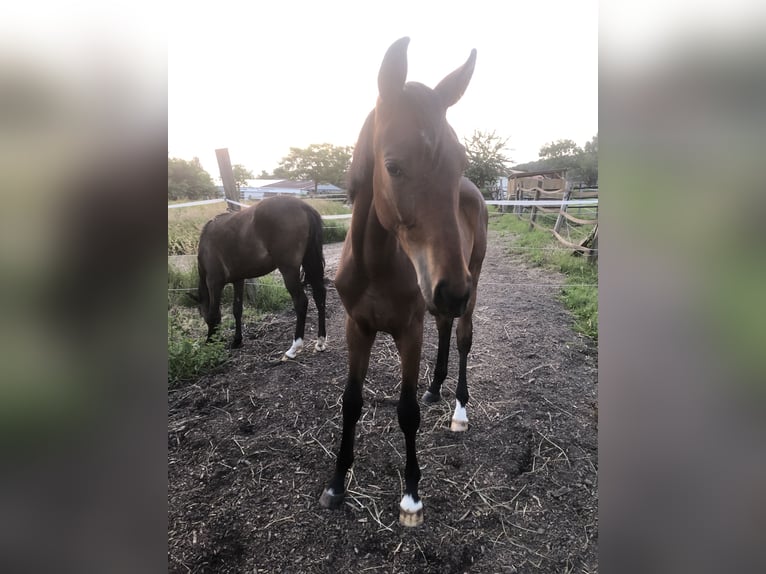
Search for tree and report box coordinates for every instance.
[578,134,598,187]
[513,134,598,186]
[539,139,581,161]
[463,130,512,199]
[168,157,219,201]
[273,143,353,193]
[232,164,254,190]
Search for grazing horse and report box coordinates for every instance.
[194,195,327,360]
[319,38,488,526]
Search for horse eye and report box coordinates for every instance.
[385,162,403,177]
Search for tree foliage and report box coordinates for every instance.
[168,157,219,201]
[273,143,353,192]
[539,139,581,161]
[463,130,512,199]
[232,164,254,189]
[513,134,598,187]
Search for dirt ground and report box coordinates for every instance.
[168,230,598,573]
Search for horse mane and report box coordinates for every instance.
[346,109,376,204]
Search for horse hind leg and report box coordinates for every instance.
[451,310,474,432]
[280,267,308,360]
[311,278,327,352]
[205,278,224,343]
[231,279,244,349]
[422,315,453,404]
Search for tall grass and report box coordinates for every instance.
[168,264,292,311]
[489,213,598,339]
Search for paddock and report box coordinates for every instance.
[168,232,598,573]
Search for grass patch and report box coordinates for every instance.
[167,271,293,384]
[489,212,598,339]
[168,309,229,385]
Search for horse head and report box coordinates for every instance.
[371,37,477,317]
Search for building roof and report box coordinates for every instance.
[508,168,569,179]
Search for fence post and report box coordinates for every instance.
[529,187,541,230]
[554,178,572,234]
[215,148,240,211]
[514,180,523,219]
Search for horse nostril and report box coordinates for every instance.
[433,280,470,317]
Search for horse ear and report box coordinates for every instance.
[378,37,410,101]
[434,48,477,108]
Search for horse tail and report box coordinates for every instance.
[301,205,326,290]
[195,221,213,309]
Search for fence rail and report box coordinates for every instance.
[168,193,599,258]
[495,186,598,260]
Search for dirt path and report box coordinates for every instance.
[168,231,598,573]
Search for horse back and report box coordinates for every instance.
[198,197,314,283]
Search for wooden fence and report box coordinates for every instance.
[494,169,598,261]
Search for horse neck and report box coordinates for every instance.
[350,186,401,269]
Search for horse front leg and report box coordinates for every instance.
[320,317,375,509]
[422,314,453,404]
[394,321,425,527]
[231,279,244,349]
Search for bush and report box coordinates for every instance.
[322,221,348,243]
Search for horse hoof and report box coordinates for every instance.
[399,508,424,527]
[314,336,327,352]
[319,488,344,509]
[283,338,304,360]
[422,390,442,404]
[450,418,469,432]
[230,340,243,350]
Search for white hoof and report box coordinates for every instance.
[282,338,304,360]
[314,336,327,352]
[450,419,469,432]
[398,494,424,527]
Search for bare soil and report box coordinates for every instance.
[168,230,598,573]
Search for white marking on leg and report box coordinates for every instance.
[284,337,304,359]
[399,494,423,513]
[451,399,469,431]
[453,400,468,424]
[314,335,327,352]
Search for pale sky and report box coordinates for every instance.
[168,0,598,179]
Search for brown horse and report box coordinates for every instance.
[194,195,327,360]
[319,38,488,526]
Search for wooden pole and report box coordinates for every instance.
[215,148,240,211]
[529,187,541,230]
[554,178,572,234]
